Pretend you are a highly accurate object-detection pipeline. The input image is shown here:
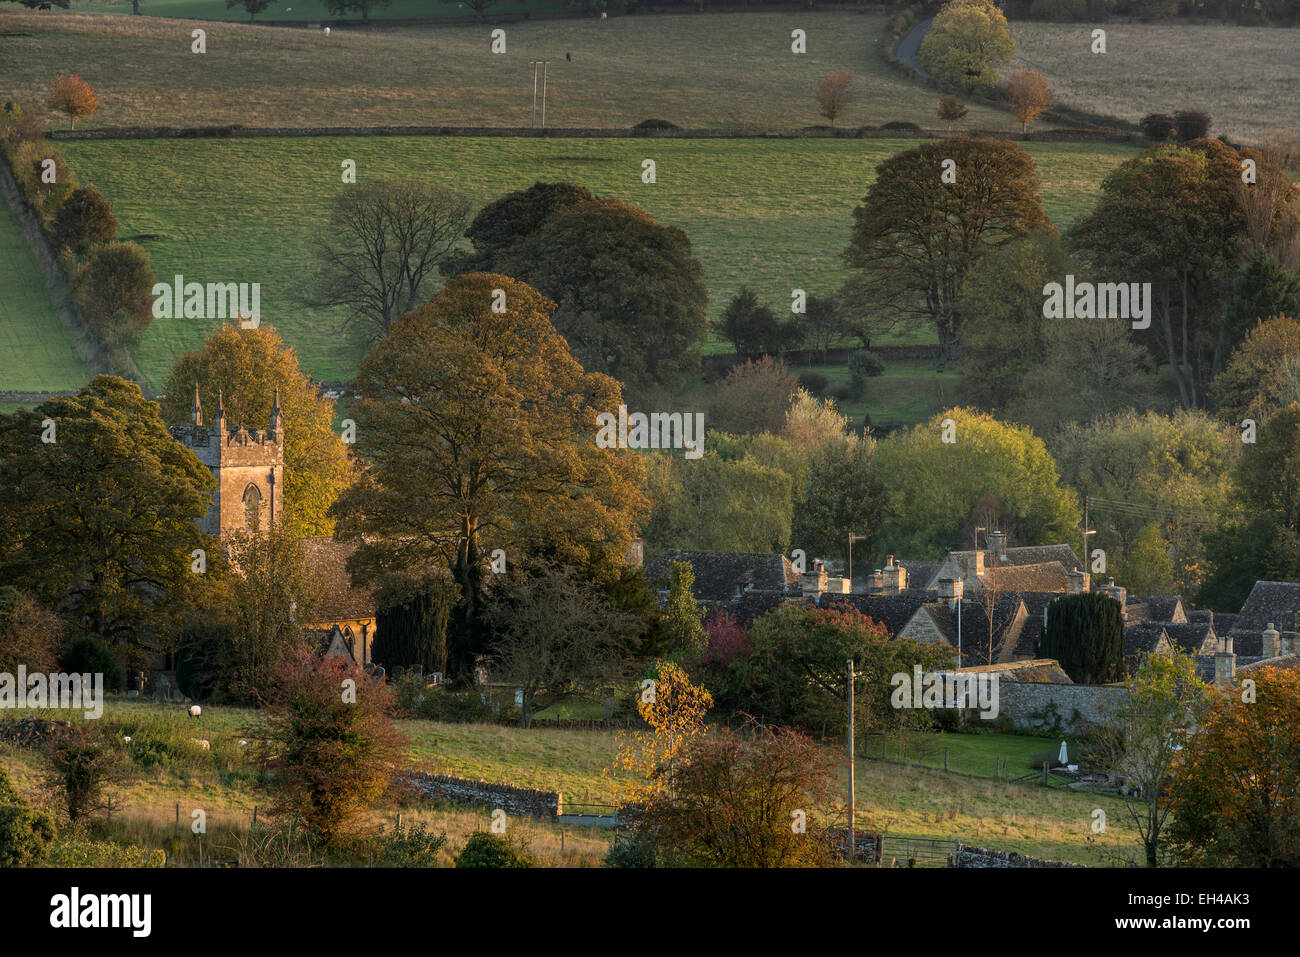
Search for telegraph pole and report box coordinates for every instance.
[530,61,539,128]
[540,60,551,129]
[847,658,855,860]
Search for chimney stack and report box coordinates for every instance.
[1098,578,1127,620]
[988,530,1007,562]
[1263,622,1281,658]
[802,558,829,596]
[868,569,884,593]
[1283,631,1299,656]
[881,555,907,595]
[1066,569,1090,595]
[1214,631,1236,687]
[938,576,963,603]
[964,550,985,578]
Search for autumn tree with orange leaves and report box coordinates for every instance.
[1001,68,1052,135]
[1166,666,1300,867]
[48,75,98,130]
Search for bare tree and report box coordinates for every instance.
[816,72,854,128]
[307,179,472,341]
[1237,126,1300,271]
[483,567,642,729]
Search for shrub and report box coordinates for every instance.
[1139,113,1176,140]
[43,723,126,829]
[9,141,74,218]
[454,830,535,868]
[72,241,155,345]
[797,370,829,395]
[1028,0,1089,19]
[372,820,449,867]
[1174,109,1211,141]
[0,586,62,675]
[881,120,923,132]
[604,827,663,867]
[848,349,885,397]
[633,118,679,131]
[262,649,407,843]
[57,635,123,692]
[45,840,165,868]
[0,768,57,867]
[50,185,117,255]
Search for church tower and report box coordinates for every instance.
[169,386,285,538]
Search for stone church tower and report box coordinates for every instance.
[168,385,284,538]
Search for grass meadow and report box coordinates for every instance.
[0,203,89,391]
[0,10,1024,131]
[0,698,1142,865]
[53,135,1137,390]
[1010,21,1300,143]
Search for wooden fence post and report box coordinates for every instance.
[944,748,949,771]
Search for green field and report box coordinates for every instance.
[55,135,1137,390]
[0,202,89,392]
[0,699,1141,864]
[75,0,576,22]
[0,10,1026,131]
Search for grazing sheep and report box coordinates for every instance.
[189,704,202,717]
[192,739,210,751]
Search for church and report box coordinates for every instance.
[168,386,377,667]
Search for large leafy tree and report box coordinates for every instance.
[0,377,216,654]
[1218,249,1300,359]
[1167,666,1300,867]
[707,356,799,436]
[917,0,1016,94]
[456,181,594,273]
[791,433,881,564]
[1052,410,1237,594]
[871,407,1080,558]
[841,138,1049,360]
[159,323,355,537]
[644,451,792,555]
[1212,314,1300,426]
[331,273,648,678]
[1072,140,1256,409]
[496,197,708,394]
[1199,403,1300,611]
[736,605,952,738]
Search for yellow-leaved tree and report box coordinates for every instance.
[917,0,1016,95]
[610,661,712,806]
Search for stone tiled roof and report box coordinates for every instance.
[821,592,931,636]
[645,550,790,604]
[1195,654,1218,682]
[1009,591,1057,656]
[729,590,791,627]
[301,538,377,623]
[1128,596,1185,624]
[921,595,1026,667]
[1230,581,1300,651]
[1237,654,1300,675]
[896,560,941,592]
[1212,612,1239,634]
[980,561,1069,594]
[994,544,1084,573]
[1162,622,1216,655]
[1123,623,1170,665]
[958,659,1073,684]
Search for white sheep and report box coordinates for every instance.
[192,739,210,751]
[189,704,201,717]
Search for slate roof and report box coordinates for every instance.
[1194,655,1218,682]
[1186,609,1214,626]
[1162,622,1216,655]
[1124,622,1170,660]
[955,659,1073,684]
[646,550,791,604]
[895,560,941,592]
[301,538,377,622]
[1010,591,1057,657]
[1212,612,1239,634]
[821,592,931,636]
[729,590,791,627]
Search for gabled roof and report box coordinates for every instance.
[1126,596,1186,624]
[916,595,1026,667]
[301,538,377,623]
[1124,622,1170,657]
[894,560,941,592]
[1162,622,1216,655]
[1009,591,1058,656]
[953,659,1073,684]
[645,550,790,604]
[1231,581,1300,641]
[913,544,1082,590]
[979,561,1070,594]
[821,592,931,636]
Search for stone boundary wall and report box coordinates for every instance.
[995,682,1128,734]
[48,125,1137,144]
[398,770,561,821]
[951,843,1085,868]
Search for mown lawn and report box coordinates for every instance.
[2,10,1024,131]
[0,202,89,391]
[55,135,1136,390]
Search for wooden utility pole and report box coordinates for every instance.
[847,658,855,859]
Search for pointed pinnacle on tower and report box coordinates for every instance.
[191,382,203,427]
